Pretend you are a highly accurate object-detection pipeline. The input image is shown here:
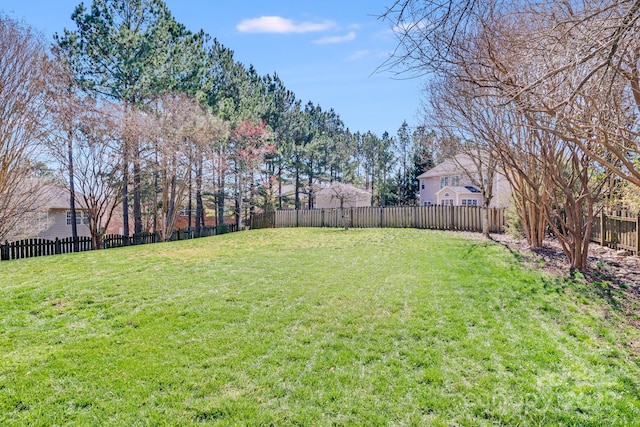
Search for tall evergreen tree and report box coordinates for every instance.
[56,0,198,235]
[263,73,297,209]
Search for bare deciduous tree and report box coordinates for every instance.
[45,47,92,247]
[323,182,364,230]
[427,76,503,238]
[72,101,125,249]
[149,93,204,240]
[386,1,628,269]
[0,16,51,241]
[192,108,229,229]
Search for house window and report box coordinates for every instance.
[439,176,448,188]
[179,205,197,217]
[423,201,431,206]
[441,199,453,206]
[441,176,460,188]
[461,199,478,207]
[421,180,425,190]
[67,210,89,226]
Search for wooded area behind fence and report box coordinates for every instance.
[252,206,506,233]
[0,224,237,262]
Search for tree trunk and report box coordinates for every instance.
[340,199,349,230]
[308,168,314,210]
[295,154,301,210]
[122,152,130,237]
[66,126,79,251]
[196,157,204,228]
[121,102,130,237]
[482,206,490,238]
[277,162,283,209]
[236,163,244,231]
[216,147,226,228]
[187,164,193,229]
[249,173,256,223]
[481,194,494,238]
[133,143,142,234]
[153,160,158,234]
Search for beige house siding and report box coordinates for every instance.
[419,177,440,206]
[491,174,512,208]
[8,184,94,241]
[436,186,482,206]
[417,155,512,208]
[36,209,92,241]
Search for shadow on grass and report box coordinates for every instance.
[489,235,630,316]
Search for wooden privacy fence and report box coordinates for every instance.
[590,212,639,254]
[252,205,505,233]
[1,224,239,262]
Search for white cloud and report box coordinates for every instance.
[314,31,357,45]
[237,16,335,33]
[347,49,371,61]
[347,49,392,61]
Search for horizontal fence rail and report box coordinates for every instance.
[590,212,639,254]
[1,224,239,262]
[252,205,505,234]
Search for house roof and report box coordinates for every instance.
[417,154,481,179]
[316,182,371,197]
[436,185,482,196]
[38,184,88,210]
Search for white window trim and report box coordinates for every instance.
[66,210,89,226]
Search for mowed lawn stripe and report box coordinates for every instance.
[1,228,639,426]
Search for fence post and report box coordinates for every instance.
[636,214,640,255]
[600,211,606,247]
[1,241,7,261]
[449,205,454,230]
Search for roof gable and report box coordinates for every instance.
[38,184,89,210]
[316,182,371,197]
[417,154,484,179]
[436,185,482,196]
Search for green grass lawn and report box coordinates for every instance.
[1,228,639,426]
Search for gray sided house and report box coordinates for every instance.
[31,185,91,241]
[417,155,511,208]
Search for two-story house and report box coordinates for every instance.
[6,183,93,241]
[417,155,511,208]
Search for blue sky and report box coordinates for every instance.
[2,0,424,136]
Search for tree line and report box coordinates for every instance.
[0,0,436,247]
